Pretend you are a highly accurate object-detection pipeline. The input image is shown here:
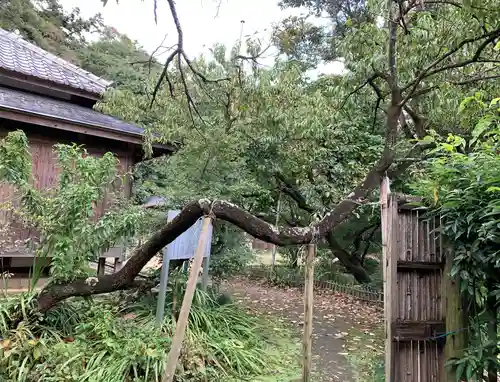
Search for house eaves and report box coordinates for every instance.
[0,28,111,97]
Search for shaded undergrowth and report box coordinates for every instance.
[0,280,300,381]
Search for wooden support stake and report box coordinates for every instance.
[97,258,106,276]
[380,177,395,382]
[161,217,212,382]
[113,257,124,272]
[302,243,315,382]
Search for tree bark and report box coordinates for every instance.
[326,232,372,284]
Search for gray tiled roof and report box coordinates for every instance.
[0,86,144,137]
[0,28,111,95]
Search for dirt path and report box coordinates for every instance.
[222,278,383,382]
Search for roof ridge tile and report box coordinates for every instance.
[0,28,112,95]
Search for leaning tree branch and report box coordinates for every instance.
[38,129,401,312]
[409,72,500,98]
[37,0,407,310]
[275,172,315,214]
[403,104,427,139]
[338,74,379,111]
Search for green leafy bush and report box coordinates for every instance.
[411,96,500,381]
[0,131,148,283]
[209,222,255,282]
[0,283,300,382]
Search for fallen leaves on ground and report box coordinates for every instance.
[221,277,384,382]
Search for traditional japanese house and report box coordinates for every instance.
[0,28,170,290]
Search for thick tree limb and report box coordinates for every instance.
[37,0,407,310]
[275,172,315,214]
[39,138,399,311]
[326,232,371,283]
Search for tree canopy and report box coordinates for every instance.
[0,0,499,298]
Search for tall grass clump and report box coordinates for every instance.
[0,279,300,381]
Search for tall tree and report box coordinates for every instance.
[1,0,499,308]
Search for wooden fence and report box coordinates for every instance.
[382,192,446,381]
[244,264,383,305]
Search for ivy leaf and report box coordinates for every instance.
[471,116,493,145]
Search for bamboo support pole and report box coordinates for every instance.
[302,243,315,381]
[161,216,212,382]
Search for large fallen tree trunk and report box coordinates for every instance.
[37,145,396,312]
[37,80,405,313]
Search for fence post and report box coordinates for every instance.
[161,217,212,382]
[380,177,394,381]
[271,192,281,267]
[155,248,171,328]
[302,244,315,382]
[201,252,211,292]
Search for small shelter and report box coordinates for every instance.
[0,28,171,289]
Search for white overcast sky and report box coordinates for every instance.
[62,0,344,75]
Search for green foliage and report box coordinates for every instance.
[411,99,500,289]
[0,0,103,63]
[0,131,146,282]
[0,131,32,187]
[411,98,500,381]
[209,222,255,282]
[78,27,159,89]
[0,283,301,381]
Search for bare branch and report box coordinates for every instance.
[235,43,273,65]
[338,74,378,110]
[414,70,500,98]
[150,0,230,107]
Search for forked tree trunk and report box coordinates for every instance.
[327,232,372,284]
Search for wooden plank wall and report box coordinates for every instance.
[384,193,445,382]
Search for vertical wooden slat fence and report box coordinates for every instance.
[384,193,445,381]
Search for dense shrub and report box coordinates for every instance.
[0,279,300,381]
[209,222,255,282]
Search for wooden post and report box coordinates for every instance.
[271,192,281,267]
[161,216,212,382]
[302,243,315,382]
[380,177,393,382]
[113,257,123,272]
[444,247,467,382]
[97,257,106,276]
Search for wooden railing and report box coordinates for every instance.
[243,264,383,305]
